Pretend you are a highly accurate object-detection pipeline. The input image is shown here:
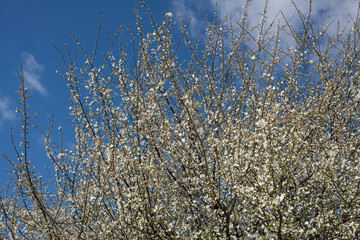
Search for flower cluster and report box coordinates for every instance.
[1,1,360,239]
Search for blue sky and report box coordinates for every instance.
[0,0,173,186]
[0,0,358,186]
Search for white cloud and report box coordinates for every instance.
[21,53,47,96]
[0,95,15,126]
[172,0,359,42]
[210,0,358,27]
[211,0,308,26]
[172,0,202,35]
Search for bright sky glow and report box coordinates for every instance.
[0,0,358,186]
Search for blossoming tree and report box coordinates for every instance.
[1,1,360,239]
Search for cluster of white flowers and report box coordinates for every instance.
[165,12,173,18]
[2,2,360,239]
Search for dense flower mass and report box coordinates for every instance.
[1,0,360,239]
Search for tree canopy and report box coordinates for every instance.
[1,1,360,239]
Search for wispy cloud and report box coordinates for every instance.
[210,0,358,29]
[21,53,47,96]
[172,0,359,42]
[0,94,15,126]
[171,0,212,36]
